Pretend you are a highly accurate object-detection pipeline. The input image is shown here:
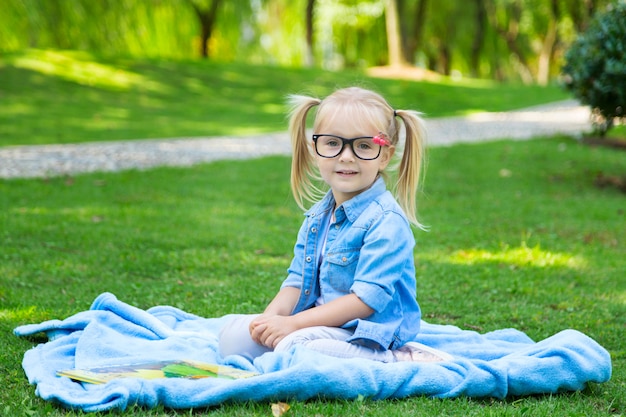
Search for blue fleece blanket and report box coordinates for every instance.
[14,293,611,412]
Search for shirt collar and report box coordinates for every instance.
[341,176,387,222]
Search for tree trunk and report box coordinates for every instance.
[402,0,428,64]
[385,0,406,67]
[537,38,555,85]
[439,44,451,75]
[470,0,486,77]
[487,0,534,83]
[537,0,559,86]
[188,0,222,59]
[568,0,596,32]
[304,0,315,67]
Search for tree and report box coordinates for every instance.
[469,0,486,77]
[398,0,428,65]
[535,0,560,86]
[304,0,316,66]
[187,0,222,58]
[566,0,599,32]
[384,0,406,67]
[421,1,467,76]
[486,0,534,83]
[2,0,618,84]
[562,1,626,137]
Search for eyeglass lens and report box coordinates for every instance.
[314,135,381,160]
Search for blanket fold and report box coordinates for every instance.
[14,292,611,412]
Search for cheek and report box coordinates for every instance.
[315,158,333,175]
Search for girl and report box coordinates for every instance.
[219,87,452,363]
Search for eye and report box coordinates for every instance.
[355,139,374,150]
[322,137,341,147]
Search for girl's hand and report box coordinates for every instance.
[249,293,373,349]
[249,314,299,349]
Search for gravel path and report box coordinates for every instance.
[0,100,591,179]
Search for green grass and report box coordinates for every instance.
[0,49,571,147]
[1,136,624,416]
[0,48,622,415]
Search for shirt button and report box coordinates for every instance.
[304,289,310,295]
[311,227,317,233]
[335,225,340,229]
[306,256,312,262]
[342,256,347,262]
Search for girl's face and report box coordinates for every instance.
[313,122,394,207]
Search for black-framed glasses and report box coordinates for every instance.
[312,134,383,160]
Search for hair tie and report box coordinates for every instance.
[393,110,398,117]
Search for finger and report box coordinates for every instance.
[263,329,277,348]
[272,334,284,348]
[264,334,277,349]
[250,324,266,344]
[259,327,276,348]
[249,321,261,334]
[249,317,263,330]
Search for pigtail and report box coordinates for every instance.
[393,109,428,230]
[287,94,322,211]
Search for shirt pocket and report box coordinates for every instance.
[324,249,360,292]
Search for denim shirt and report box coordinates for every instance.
[281,177,421,350]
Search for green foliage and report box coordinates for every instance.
[0,0,614,82]
[1,0,195,58]
[1,138,624,415]
[562,1,626,136]
[316,0,387,68]
[0,0,253,60]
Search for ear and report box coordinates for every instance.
[379,145,395,170]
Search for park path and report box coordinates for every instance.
[0,99,591,179]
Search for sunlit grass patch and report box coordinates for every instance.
[0,306,52,324]
[8,49,166,92]
[448,243,586,269]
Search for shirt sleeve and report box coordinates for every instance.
[350,209,416,313]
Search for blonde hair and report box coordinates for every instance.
[288,87,427,230]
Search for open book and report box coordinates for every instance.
[57,359,258,384]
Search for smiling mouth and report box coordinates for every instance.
[337,170,358,176]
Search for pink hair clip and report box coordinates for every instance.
[372,132,391,146]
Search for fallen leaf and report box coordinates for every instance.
[271,402,290,417]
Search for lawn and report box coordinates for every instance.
[0,49,571,146]
[0,49,623,416]
[1,137,624,416]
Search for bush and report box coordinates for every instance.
[562,1,626,136]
